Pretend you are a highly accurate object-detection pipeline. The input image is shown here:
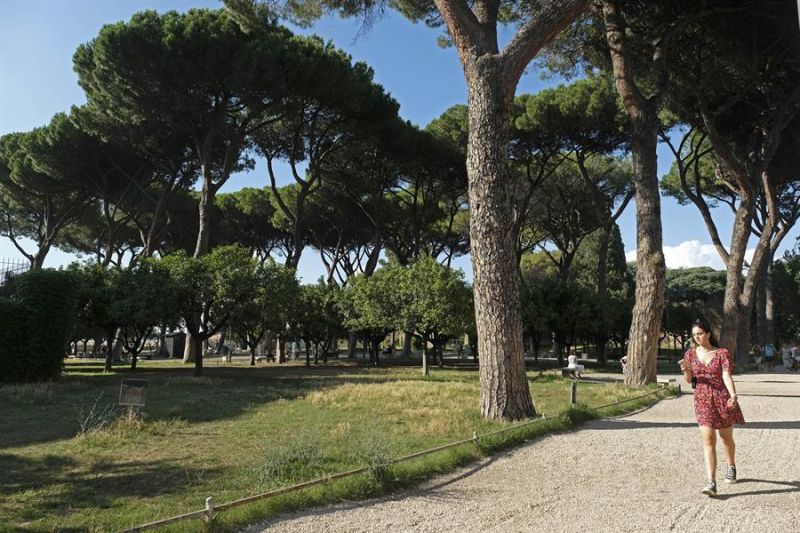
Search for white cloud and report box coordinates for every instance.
[626,240,756,271]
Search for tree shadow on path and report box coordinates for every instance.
[737,393,800,398]
[713,479,799,500]
[587,420,800,430]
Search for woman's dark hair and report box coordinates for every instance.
[691,318,719,348]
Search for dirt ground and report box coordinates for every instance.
[245,371,800,533]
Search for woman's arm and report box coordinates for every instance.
[722,370,737,404]
[678,356,692,384]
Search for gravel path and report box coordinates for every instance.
[245,372,800,533]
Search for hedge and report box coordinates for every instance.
[0,269,79,383]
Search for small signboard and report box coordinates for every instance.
[119,379,148,407]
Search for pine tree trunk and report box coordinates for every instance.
[602,0,666,387]
[467,59,535,420]
[719,201,754,365]
[194,168,215,258]
[756,265,768,347]
[764,263,775,345]
[622,116,664,387]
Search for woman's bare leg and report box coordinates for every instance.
[699,425,717,481]
[718,426,736,467]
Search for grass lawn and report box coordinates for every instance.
[0,359,671,532]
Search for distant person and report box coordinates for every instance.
[793,341,800,371]
[679,318,745,497]
[781,343,794,371]
[763,343,776,371]
[566,354,584,378]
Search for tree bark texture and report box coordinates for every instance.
[603,0,666,386]
[756,264,768,347]
[764,264,775,344]
[432,0,588,419]
[194,170,215,258]
[623,118,665,386]
[719,198,754,365]
[466,59,535,420]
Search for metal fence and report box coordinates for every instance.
[0,258,29,286]
[120,383,674,532]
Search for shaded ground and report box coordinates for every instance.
[247,372,800,533]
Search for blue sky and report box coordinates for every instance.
[1,0,796,281]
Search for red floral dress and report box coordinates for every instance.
[685,348,745,429]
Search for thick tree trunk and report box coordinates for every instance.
[756,265,767,347]
[719,201,754,365]
[602,0,666,387]
[623,118,664,387]
[194,167,215,258]
[764,263,775,345]
[467,60,535,420]
[755,260,776,348]
[31,245,50,269]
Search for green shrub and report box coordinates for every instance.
[0,269,79,383]
[258,432,328,487]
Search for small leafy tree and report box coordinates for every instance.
[293,281,345,366]
[160,245,257,376]
[340,265,404,367]
[400,257,473,376]
[113,261,179,370]
[71,263,125,372]
[228,260,300,365]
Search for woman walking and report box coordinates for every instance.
[679,318,745,496]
